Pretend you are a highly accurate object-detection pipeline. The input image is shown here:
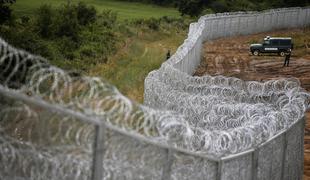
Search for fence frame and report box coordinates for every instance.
[1,7,309,180]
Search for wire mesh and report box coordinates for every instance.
[0,7,309,180]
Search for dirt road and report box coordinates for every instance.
[194,28,310,179]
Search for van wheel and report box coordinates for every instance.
[279,51,286,57]
[253,50,259,56]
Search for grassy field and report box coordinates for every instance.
[9,0,187,103]
[49,25,188,103]
[12,0,180,20]
[88,28,187,102]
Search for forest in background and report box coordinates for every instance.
[119,0,310,16]
[0,0,189,101]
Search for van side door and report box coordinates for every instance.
[263,39,278,53]
[279,39,291,51]
[267,39,279,53]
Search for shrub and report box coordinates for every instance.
[0,1,121,66]
[56,36,79,60]
[20,16,30,24]
[76,2,97,26]
[53,3,80,42]
[178,0,204,17]
[145,18,160,30]
[210,1,229,13]
[97,10,117,29]
[0,0,15,24]
[9,28,51,58]
[131,18,160,30]
[36,4,54,38]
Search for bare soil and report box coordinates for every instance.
[194,28,310,179]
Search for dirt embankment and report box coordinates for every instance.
[194,28,310,179]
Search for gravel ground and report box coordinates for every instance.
[194,28,310,179]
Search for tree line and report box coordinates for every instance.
[120,0,309,17]
[0,1,189,71]
[0,1,120,66]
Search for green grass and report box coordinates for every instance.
[10,0,187,103]
[88,28,187,102]
[12,0,180,20]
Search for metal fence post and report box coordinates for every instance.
[296,9,300,27]
[263,13,266,31]
[216,18,220,38]
[237,16,241,35]
[254,14,258,33]
[269,13,272,30]
[216,160,222,180]
[162,148,174,180]
[228,17,234,36]
[251,149,259,180]
[91,124,106,180]
[300,117,306,178]
[224,17,227,37]
[276,11,279,29]
[280,132,288,180]
[290,11,294,28]
[307,8,310,26]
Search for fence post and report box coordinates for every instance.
[251,149,259,180]
[237,16,241,35]
[254,14,258,34]
[223,17,227,37]
[263,13,266,31]
[269,13,272,30]
[300,117,306,179]
[216,160,222,180]
[91,124,106,180]
[246,16,249,34]
[276,11,280,29]
[210,19,214,39]
[38,113,49,145]
[290,10,294,28]
[215,18,219,38]
[280,132,288,180]
[296,9,300,27]
[162,148,174,180]
[228,16,235,36]
[284,10,288,28]
[307,8,310,26]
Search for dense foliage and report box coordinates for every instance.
[0,1,189,72]
[120,0,310,17]
[0,2,120,67]
[0,0,15,24]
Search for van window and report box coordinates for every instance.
[280,40,291,45]
[271,40,279,46]
[264,40,270,45]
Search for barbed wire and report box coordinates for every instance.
[0,7,309,179]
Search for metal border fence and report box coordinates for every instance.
[158,7,310,75]
[1,84,306,179]
[0,7,309,180]
[143,7,310,180]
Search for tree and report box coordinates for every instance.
[54,3,80,41]
[0,0,16,24]
[177,0,204,17]
[76,2,97,26]
[283,0,308,7]
[36,4,54,38]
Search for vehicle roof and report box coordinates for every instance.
[264,37,292,40]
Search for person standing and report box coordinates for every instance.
[283,49,291,67]
[166,50,171,60]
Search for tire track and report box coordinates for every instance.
[194,29,310,178]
